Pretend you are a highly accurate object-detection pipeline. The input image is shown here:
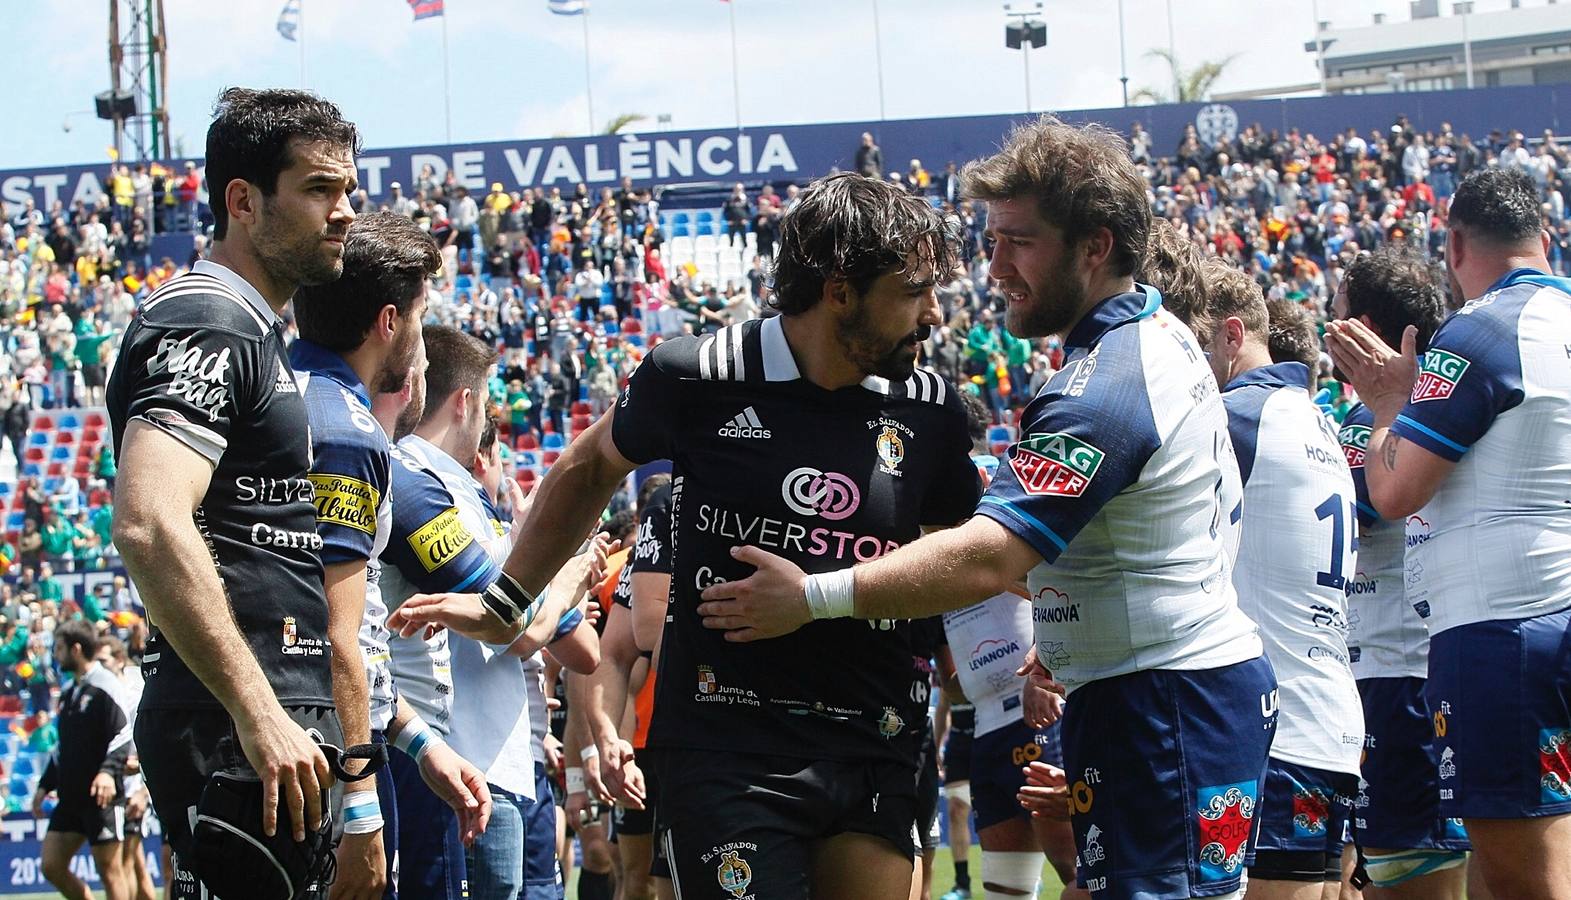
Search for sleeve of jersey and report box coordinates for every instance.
[1389,311,1525,462]
[610,343,683,464]
[976,387,1158,565]
[1337,406,1380,526]
[921,391,985,527]
[120,325,256,466]
[629,499,673,576]
[383,475,499,595]
[308,430,388,565]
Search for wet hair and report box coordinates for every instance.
[963,114,1151,278]
[294,212,438,351]
[769,172,955,315]
[205,87,361,240]
[1449,168,1543,245]
[1341,247,1446,352]
[420,325,496,421]
[1140,219,1209,337]
[1264,299,1321,369]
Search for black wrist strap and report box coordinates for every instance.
[481,571,535,627]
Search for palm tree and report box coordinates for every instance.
[602,113,648,135]
[1130,49,1238,105]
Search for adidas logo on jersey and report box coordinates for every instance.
[276,366,299,393]
[717,407,771,439]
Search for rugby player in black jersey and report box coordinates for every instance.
[107,88,359,898]
[392,173,978,899]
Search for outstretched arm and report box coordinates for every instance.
[697,515,1040,642]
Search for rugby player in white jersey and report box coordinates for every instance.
[695,116,1275,900]
[1326,168,1571,900]
[1330,249,1472,900]
[1203,262,1364,900]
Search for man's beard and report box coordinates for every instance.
[839,301,929,381]
[393,391,424,442]
[253,198,344,289]
[375,324,420,395]
[1006,253,1086,339]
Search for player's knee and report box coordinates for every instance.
[583,838,614,872]
[40,851,75,885]
[980,850,1041,899]
[947,782,971,809]
[1361,848,1466,888]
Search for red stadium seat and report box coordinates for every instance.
[84,412,106,428]
[46,462,65,477]
[30,415,53,431]
[570,401,592,416]
[541,450,560,466]
[55,431,76,444]
[23,447,44,462]
[517,434,539,451]
[570,414,591,430]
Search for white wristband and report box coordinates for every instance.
[391,715,444,765]
[341,789,384,835]
[566,767,586,794]
[804,568,856,620]
[579,744,599,761]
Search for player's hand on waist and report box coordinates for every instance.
[388,592,515,645]
[234,706,333,842]
[697,545,812,642]
[90,772,117,809]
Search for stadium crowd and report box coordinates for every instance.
[0,95,1568,900]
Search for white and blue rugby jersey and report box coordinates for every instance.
[977,286,1261,691]
[1224,362,1364,775]
[1390,268,1571,633]
[406,435,537,800]
[942,592,1031,737]
[1338,403,1430,680]
[292,339,399,732]
[380,438,501,735]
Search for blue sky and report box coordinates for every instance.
[0,0,1527,169]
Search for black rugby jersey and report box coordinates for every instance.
[107,260,332,709]
[612,315,979,765]
[612,480,673,611]
[39,665,133,802]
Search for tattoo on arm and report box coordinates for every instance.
[1382,433,1401,472]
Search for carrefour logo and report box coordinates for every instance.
[1338,424,1371,469]
[1411,350,1471,403]
[1009,433,1105,498]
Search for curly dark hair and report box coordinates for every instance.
[1449,167,1544,245]
[1341,247,1446,352]
[769,173,956,315]
[1141,219,1209,338]
[962,114,1151,278]
[206,87,361,241]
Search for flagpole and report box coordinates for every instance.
[582,7,595,133]
[440,9,453,142]
[871,0,885,120]
[298,0,307,87]
[728,0,741,129]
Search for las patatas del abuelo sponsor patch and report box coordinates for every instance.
[309,474,379,534]
[1008,433,1106,498]
[407,507,474,573]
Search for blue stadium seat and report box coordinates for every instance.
[695,210,719,237]
[5,513,24,531]
[42,477,61,494]
[0,484,12,499]
[455,275,474,293]
[624,333,644,348]
[515,451,540,470]
[13,757,32,777]
[49,446,72,462]
[57,414,81,429]
[668,212,692,238]
[541,433,565,452]
[20,463,41,479]
[27,433,48,447]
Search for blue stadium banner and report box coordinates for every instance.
[0,814,163,894]
[4,84,1569,216]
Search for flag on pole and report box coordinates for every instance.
[548,0,587,15]
[408,0,444,20]
[277,0,301,40]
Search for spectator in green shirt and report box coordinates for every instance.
[34,563,62,604]
[93,444,116,488]
[965,309,999,376]
[90,504,113,550]
[74,321,117,407]
[39,517,72,566]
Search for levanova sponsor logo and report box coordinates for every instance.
[1405,514,1431,548]
[1032,586,1080,623]
[969,638,1022,671]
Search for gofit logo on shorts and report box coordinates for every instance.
[1009,433,1105,497]
[1338,424,1370,468]
[781,467,861,520]
[1411,349,1471,402]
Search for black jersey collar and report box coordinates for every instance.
[289,338,370,406]
[757,313,901,394]
[192,259,279,326]
[1064,283,1162,351]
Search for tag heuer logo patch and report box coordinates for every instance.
[1338,424,1371,469]
[1411,349,1471,403]
[1009,433,1105,497]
